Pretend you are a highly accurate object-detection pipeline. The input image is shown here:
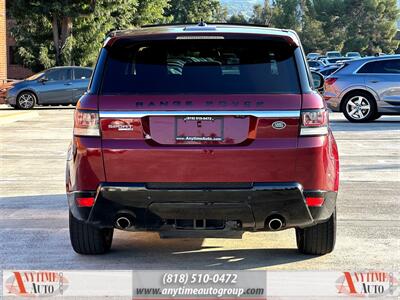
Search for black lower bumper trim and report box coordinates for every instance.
[68,182,337,232]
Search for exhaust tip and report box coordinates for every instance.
[115,216,131,230]
[267,217,284,231]
[114,211,136,230]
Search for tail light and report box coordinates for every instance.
[325,77,337,85]
[300,109,328,136]
[73,110,100,136]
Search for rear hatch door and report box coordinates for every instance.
[99,37,302,182]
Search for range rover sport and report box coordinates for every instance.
[66,23,339,255]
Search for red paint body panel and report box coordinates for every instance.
[101,139,298,183]
[295,132,339,191]
[98,95,305,184]
[69,93,338,192]
[76,94,98,110]
[301,92,326,110]
[66,137,105,191]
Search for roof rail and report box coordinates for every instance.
[106,28,137,38]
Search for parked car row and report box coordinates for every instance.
[307,56,358,75]
[306,52,361,79]
[307,51,362,60]
[4,66,93,109]
[2,52,399,124]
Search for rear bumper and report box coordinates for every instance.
[68,182,337,233]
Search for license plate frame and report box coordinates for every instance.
[175,116,224,142]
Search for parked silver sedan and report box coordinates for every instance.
[324,55,400,122]
[6,66,93,109]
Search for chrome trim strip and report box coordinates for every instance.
[99,110,300,118]
[300,126,328,136]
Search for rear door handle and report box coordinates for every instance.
[64,82,73,86]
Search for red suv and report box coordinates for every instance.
[66,24,339,255]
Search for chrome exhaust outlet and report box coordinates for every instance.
[115,211,136,230]
[115,216,132,230]
[268,218,284,231]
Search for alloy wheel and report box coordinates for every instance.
[346,96,371,120]
[18,93,35,109]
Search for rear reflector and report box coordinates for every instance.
[74,110,100,136]
[306,197,325,207]
[76,197,95,207]
[300,126,328,136]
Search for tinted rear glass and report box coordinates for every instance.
[101,40,300,94]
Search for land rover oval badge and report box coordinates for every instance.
[272,121,286,130]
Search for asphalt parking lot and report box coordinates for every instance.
[0,105,399,270]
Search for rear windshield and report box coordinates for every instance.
[101,39,300,94]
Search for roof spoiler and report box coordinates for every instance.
[104,23,300,47]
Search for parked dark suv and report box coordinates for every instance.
[66,24,339,255]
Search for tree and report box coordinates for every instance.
[342,0,399,55]
[270,0,301,31]
[311,0,347,52]
[250,1,274,25]
[165,0,227,23]
[9,0,172,71]
[132,0,171,26]
[228,13,248,24]
[299,0,331,53]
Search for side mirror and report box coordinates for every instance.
[311,71,324,90]
[39,77,48,83]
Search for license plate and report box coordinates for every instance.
[175,116,224,141]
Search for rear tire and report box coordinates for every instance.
[69,212,114,255]
[296,209,336,255]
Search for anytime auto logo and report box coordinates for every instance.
[4,271,69,297]
[336,271,399,297]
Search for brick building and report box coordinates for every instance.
[0,0,32,81]
[6,18,33,79]
[0,0,7,82]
